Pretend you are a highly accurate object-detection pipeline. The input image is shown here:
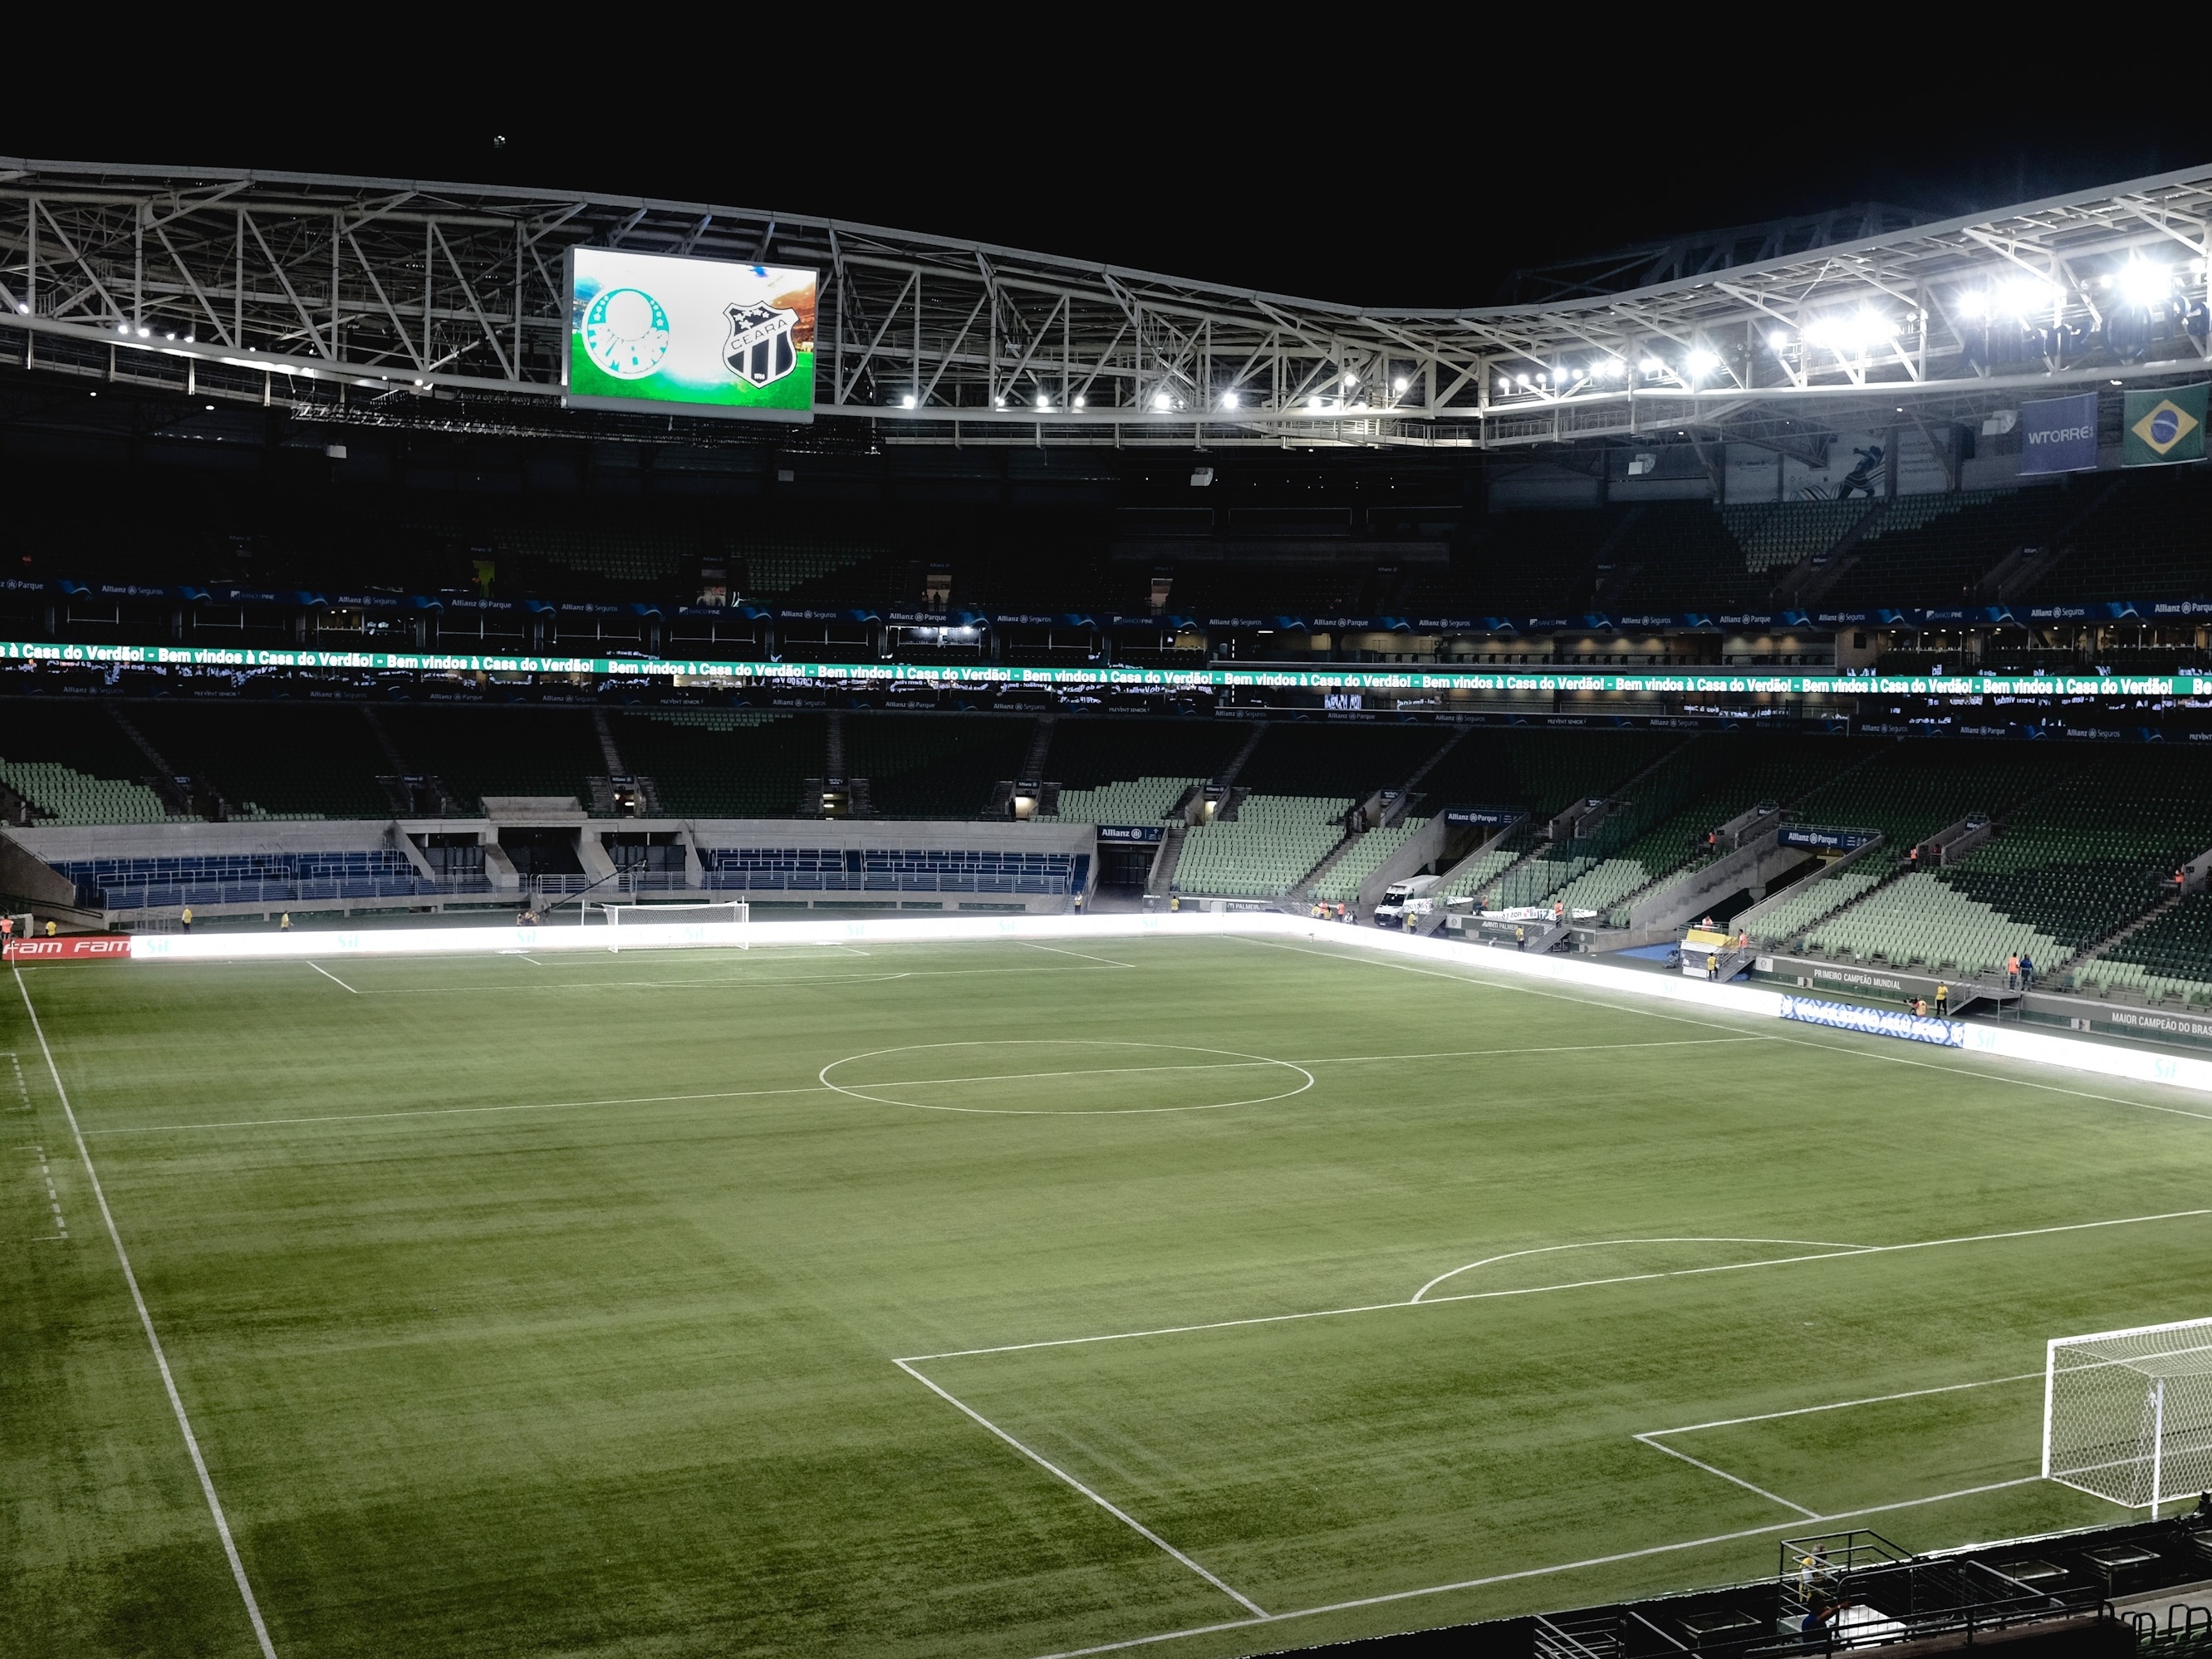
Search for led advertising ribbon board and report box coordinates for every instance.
[564,248,817,421]
[2,639,2207,701]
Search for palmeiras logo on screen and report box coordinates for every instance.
[724,302,798,389]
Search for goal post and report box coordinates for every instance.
[591,900,748,952]
[2043,1317,2212,1514]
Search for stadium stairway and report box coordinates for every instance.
[2062,890,2190,999]
[1299,727,1468,906]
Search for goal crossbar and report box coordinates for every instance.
[2043,1316,2212,1514]
[590,900,749,952]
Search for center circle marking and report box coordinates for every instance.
[818,1039,1314,1117]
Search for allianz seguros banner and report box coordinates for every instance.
[564,247,817,420]
[2018,391,2099,474]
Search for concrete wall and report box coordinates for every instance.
[1625,830,1818,931]
[0,827,81,907]
[1356,815,1456,914]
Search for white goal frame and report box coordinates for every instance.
[590,900,748,952]
[2043,1316,2212,1514]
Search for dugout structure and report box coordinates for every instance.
[2043,1318,2212,1513]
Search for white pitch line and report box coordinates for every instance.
[13,967,279,1659]
[893,1359,1266,1617]
[898,1206,2212,1363]
[1229,935,1764,1040]
[1767,1029,2212,1125]
[85,1083,835,1136]
[1303,1037,1764,1065]
[351,962,1129,994]
[1016,1477,2052,1659]
[854,1060,1292,1089]
[1019,940,1136,969]
[305,961,356,994]
[1410,1237,1874,1303]
[1630,1435,1820,1519]
[1642,1371,2044,1438]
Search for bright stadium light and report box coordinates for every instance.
[14,303,25,314]
[1515,372,1532,387]
[1685,348,1720,377]
[1152,391,1171,410]
[1221,390,1239,410]
[1639,357,1662,374]
[1307,395,1325,410]
[1035,394,1050,410]
[1072,395,1086,409]
[1999,277,2058,317]
[1393,377,1409,393]
[1341,372,1357,389]
[2117,260,2172,307]
[1768,330,1790,350]
[900,393,916,409]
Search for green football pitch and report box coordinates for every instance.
[7,933,2208,1658]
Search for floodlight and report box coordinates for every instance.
[1035,394,1050,410]
[2117,260,2171,307]
[1515,372,1531,387]
[994,395,1006,409]
[1955,291,1987,319]
[14,303,25,314]
[1152,391,1171,410]
[1393,377,1409,393]
[1072,395,1086,409]
[1999,277,2058,317]
[1639,357,1662,373]
[137,326,150,337]
[900,393,916,409]
[205,403,214,410]
[1341,372,1357,388]
[1221,391,1239,410]
[1498,375,1511,392]
[1685,348,1719,376]
[1307,395,1324,410]
[118,323,130,336]
[164,331,174,340]
[1768,331,1790,350]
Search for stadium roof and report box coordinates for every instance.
[3,157,2210,449]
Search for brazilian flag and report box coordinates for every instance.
[2122,384,2208,466]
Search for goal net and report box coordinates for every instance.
[592,900,748,952]
[2043,1318,2212,1513]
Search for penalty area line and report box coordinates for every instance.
[1018,1476,2053,1659]
[12,966,281,1659]
[306,961,357,994]
[900,1206,2212,1363]
[893,1359,1266,1617]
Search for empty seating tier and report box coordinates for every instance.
[843,715,1034,818]
[1173,795,1353,899]
[376,708,606,813]
[59,850,470,912]
[123,702,392,820]
[615,712,826,819]
[699,846,1081,897]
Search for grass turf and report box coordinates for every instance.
[4,933,2205,1658]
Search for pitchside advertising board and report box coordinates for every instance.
[564,248,817,421]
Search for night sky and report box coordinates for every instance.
[6,63,2195,311]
